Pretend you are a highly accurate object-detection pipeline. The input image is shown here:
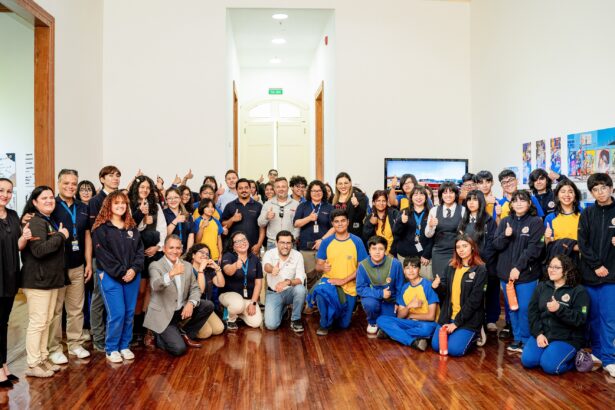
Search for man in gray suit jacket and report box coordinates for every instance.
[144,235,214,356]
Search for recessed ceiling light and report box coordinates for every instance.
[272,38,286,45]
[272,13,288,20]
[270,57,281,64]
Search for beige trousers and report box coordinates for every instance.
[48,265,86,353]
[23,288,58,367]
[218,292,263,328]
[196,312,225,339]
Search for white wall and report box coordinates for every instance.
[36,0,104,187]
[471,0,615,194]
[226,14,241,176]
[0,13,33,212]
[240,68,310,103]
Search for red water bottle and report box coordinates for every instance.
[506,280,519,311]
[439,326,449,356]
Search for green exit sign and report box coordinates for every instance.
[268,88,283,95]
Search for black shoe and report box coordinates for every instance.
[411,338,428,352]
[507,341,524,353]
[498,324,512,340]
[227,321,238,331]
[6,374,18,382]
[291,320,304,333]
[316,327,328,336]
[0,379,13,388]
[376,329,389,339]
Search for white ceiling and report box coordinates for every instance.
[228,9,333,69]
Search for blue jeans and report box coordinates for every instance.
[501,280,537,343]
[431,324,477,357]
[586,283,615,366]
[377,316,437,346]
[316,294,356,330]
[264,285,307,330]
[361,297,395,325]
[98,271,140,353]
[521,336,577,375]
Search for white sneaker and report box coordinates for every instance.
[69,346,91,359]
[604,364,615,378]
[592,354,603,371]
[486,323,498,332]
[366,324,378,335]
[476,326,487,347]
[120,349,135,360]
[49,351,68,365]
[106,351,122,363]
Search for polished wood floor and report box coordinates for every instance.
[3,295,614,409]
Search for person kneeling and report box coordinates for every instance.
[431,235,487,357]
[145,235,214,356]
[376,257,439,351]
[263,231,307,332]
[357,236,404,335]
[521,255,589,375]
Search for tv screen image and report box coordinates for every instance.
[384,158,469,189]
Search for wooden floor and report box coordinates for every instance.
[3,296,615,410]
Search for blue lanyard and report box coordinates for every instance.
[41,215,59,231]
[311,202,322,215]
[414,211,424,237]
[241,259,249,287]
[60,201,78,238]
[177,221,183,241]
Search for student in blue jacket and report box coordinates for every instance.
[91,191,144,363]
[356,236,404,335]
[493,190,545,353]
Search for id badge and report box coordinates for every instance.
[71,240,80,252]
[313,224,319,233]
[415,242,423,252]
[243,288,248,298]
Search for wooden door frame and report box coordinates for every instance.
[315,81,324,180]
[232,81,238,171]
[2,0,55,187]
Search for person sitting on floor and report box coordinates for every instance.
[144,235,214,356]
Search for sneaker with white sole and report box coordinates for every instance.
[106,351,123,363]
[25,364,54,378]
[604,364,615,378]
[476,326,487,347]
[411,338,428,352]
[591,353,603,371]
[120,349,135,360]
[49,351,68,365]
[69,346,91,359]
[366,324,378,335]
[43,360,61,372]
[486,323,498,332]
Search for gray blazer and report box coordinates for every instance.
[144,257,201,334]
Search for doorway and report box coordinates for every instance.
[315,82,324,180]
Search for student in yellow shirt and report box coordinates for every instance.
[363,190,399,255]
[544,180,582,251]
[194,199,223,263]
[430,234,488,356]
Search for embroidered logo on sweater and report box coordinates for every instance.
[521,226,529,234]
[562,293,571,302]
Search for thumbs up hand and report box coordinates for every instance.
[382,286,392,299]
[308,210,318,222]
[232,209,242,222]
[58,222,69,239]
[505,222,513,237]
[271,261,281,276]
[547,296,560,312]
[545,224,553,239]
[390,175,399,189]
[369,213,378,225]
[21,222,33,241]
[432,274,441,289]
[351,193,359,207]
[267,207,275,220]
[401,209,409,224]
[428,215,438,228]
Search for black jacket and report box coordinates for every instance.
[334,188,368,237]
[578,199,615,286]
[92,222,144,283]
[392,208,433,259]
[493,214,544,283]
[21,214,66,289]
[362,208,399,254]
[434,264,487,332]
[528,280,589,350]
[459,216,498,277]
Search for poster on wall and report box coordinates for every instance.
[0,153,16,184]
[567,126,615,181]
[522,143,532,184]
[550,137,562,174]
[536,140,546,170]
[24,153,34,187]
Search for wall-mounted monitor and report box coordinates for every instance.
[384,158,469,189]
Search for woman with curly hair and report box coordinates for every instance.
[522,254,589,375]
[92,191,144,363]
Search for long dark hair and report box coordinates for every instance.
[547,254,579,287]
[450,234,485,268]
[459,190,489,242]
[76,180,96,202]
[408,185,432,214]
[554,179,582,215]
[528,168,551,195]
[23,185,54,215]
[128,175,159,215]
[371,190,390,234]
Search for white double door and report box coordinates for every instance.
[240,100,310,180]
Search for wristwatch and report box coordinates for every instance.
[251,301,257,306]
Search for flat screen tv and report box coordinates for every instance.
[384,158,469,189]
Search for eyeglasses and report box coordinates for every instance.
[79,187,93,193]
[294,185,306,189]
[591,185,610,194]
[233,238,248,245]
[278,241,293,246]
[310,189,322,194]
[197,250,210,257]
[547,265,563,270]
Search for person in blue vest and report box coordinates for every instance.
[376,256,439,351]
[356,236,404,335]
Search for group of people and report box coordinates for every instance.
[0,164,613,384]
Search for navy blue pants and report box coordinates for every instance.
[586,283,615,366]
[431,324,476,357]
[316,294,356,329]
[501,280,537,344]
[361,297,395,325]
[521,336,577,375]
[98,271,140,353]
[377,316,437,346]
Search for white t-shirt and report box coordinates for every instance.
[262,248,306,290]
